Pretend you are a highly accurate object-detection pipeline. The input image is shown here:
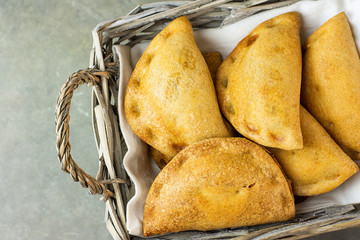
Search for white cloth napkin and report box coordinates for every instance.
[115,0,360,236]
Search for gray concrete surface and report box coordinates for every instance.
[0,0,360,239]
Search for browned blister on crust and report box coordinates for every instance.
[125,16,232,159]
[143,138,295,236]
[269,106,358,196]
[216,12,303,150]
[301,12,360,159]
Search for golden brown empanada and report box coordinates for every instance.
[125,16,232,159]
[149,51,235,170]
[143,138,295,236]
[301,12,360,159]
[216,12,303,150]
[269,106,358,196]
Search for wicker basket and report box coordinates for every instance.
[55,0,360,239]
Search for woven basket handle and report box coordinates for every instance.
[55,68,115,199]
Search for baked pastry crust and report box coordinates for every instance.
[149,51,237,169]
[216,12,303,150]
[125,16,231,159]
[143,138,295,236]
[301,12,360,159]
[269,106,359,196]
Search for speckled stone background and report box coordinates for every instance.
[1,0,360,239]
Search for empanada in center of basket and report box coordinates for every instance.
[124,16,232,159]
[216,12,303,150]
[143,138,295,236]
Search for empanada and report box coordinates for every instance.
[125,16,232,158]
[143,138,295,236]
[301,12,360,159]
[216,12,303,150]
[269,106,358,196]
[148,51,235,170]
